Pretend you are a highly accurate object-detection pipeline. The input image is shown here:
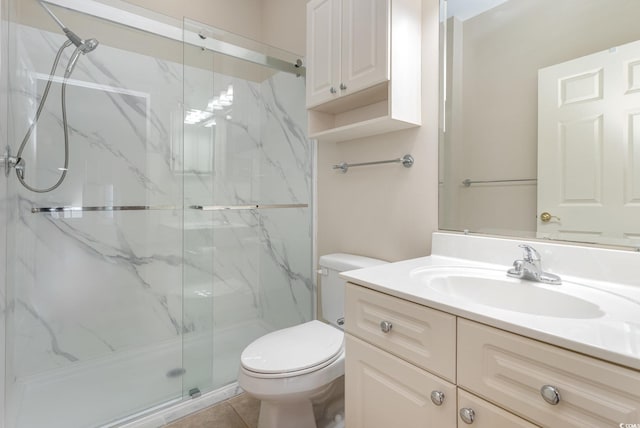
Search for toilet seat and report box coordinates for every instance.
[241,320,344,379]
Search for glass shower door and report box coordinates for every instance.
[182,19,313,395]
[5,2,186,426]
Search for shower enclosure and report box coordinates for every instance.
[1,1,313,427]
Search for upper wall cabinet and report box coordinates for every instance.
[306,0,422,143]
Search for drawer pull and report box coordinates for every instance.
[330,86,337,94]
[379,320,393,333]
[540,384,561,405]
[459,407,475,424]
[430,390,445,406]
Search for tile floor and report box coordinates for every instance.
[166,393,260,428]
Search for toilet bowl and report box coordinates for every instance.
[238,253,387,428]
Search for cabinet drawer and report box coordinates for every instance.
[345,283,456,382]
[458,319,640,428]
[458,389,539,428]
[345,334,457,428]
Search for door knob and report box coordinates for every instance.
[540,212,560,223]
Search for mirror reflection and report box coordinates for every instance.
[439,0,640,248]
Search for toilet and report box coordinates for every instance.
[238,253,387,428]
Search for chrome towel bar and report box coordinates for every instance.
[462,178,537,187]
[333,154,414,173]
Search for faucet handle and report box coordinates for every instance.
[519,244,540,262]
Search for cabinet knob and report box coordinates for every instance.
[339,82,347,90]
[430,390,445,406]
[379,320,393,333]
[330,86,337,94]
[540,385,561,405]
[459,408,475,424]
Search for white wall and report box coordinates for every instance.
[316,0,440,262]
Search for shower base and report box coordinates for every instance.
[8,319,271,428]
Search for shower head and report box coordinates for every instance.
[39,1,99,54]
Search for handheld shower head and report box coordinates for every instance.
[80,38,99,54]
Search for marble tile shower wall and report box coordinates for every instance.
[7,21,312,391]
[1,0,8,426]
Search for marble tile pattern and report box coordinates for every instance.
[1,1,8,427]
[4,21,312,428]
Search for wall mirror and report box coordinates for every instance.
[439,0,640,249]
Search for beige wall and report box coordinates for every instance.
[317,0,440,262]
[126,0,306,56]
[262,0,306,55]
[126,0,264,40]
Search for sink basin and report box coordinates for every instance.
[410,266,605,319]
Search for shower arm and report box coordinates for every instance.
[39,1,84,48]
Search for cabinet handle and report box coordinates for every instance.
[330,87,337,94]
[339,82,347,91]
[430,390,445,406]
[379,320,393,333]
[459,408,475,424]
[540,385,561,405]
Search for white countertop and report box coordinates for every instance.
[341,255,640,371]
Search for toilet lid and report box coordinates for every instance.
[241,320,344,375]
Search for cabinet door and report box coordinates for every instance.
[458,319,640,427]
[458,389,540,428]
[306,0,341,107]
[340,0,389,95]
[345,334,457,428]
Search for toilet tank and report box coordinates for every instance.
[318,253,388,328]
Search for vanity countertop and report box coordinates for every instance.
[340,255,640,371]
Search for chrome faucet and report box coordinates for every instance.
[507,244,561,285]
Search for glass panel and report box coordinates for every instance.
[182,18,313,393]
[6,1,184,426]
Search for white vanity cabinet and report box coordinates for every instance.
[345,282,640,427]
[305,0,421,142]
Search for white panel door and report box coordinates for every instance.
[538,39,640,245]
[340,0,389,96]
[306,0,341,107]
